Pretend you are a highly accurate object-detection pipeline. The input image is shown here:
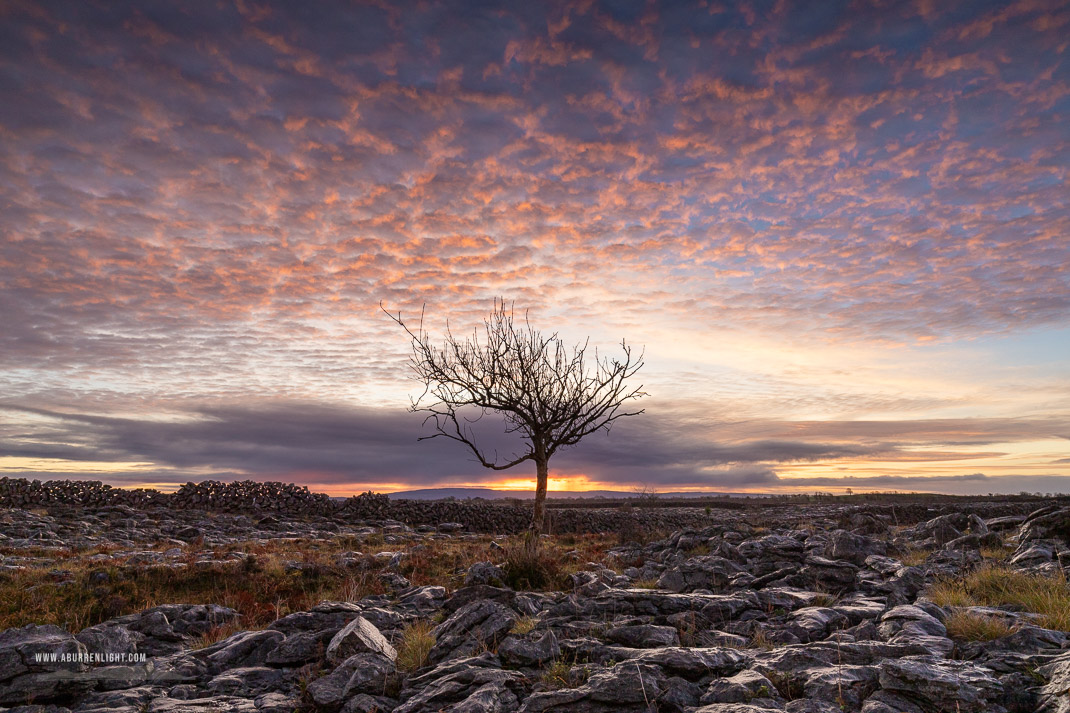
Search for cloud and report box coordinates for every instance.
[1,0,1068,493]
[3,401,1067,492]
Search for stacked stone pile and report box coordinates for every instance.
[338,491,392,518]
[0,477,1055,536]
[170,480,333,513]
[0,478,165,510]
[0,477,721,534]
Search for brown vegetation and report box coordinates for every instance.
[0,532,616,632]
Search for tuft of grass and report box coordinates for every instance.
[928,564,1070,631]
[944,610,1017,642]
[502,539,562,591]
[809,592,839,607]
[748,629,774,650]
[396,620,436,672]
[766,670,804,700]
[541,657,589,690]
[632,578,659,590]
[898,547,935,567]
[193,620,248,650]
[511,616,536,635]
[980,545,1009,562]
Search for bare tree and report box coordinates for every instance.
[383,299,646,536]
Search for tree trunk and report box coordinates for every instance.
[530,453,549,539]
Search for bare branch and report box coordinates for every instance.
[384,299,646,531]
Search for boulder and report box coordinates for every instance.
[428,599,517,664]
[325,616,396,665]
[656,556,744,593]
[498,632,560,667]
[878,658,1003,712]
[606,624,680,649]
[519,662,668,712]
[0,624,95,705]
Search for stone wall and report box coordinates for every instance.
[0,477,715,534]
[4,477,1041,536]
[0,477,166,510]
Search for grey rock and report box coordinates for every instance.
[428,599,517,664]
[878,605,947,639]
[499,631,560,667]
[1019,507,1070,545]
[395,664,523,713]
[268,601,360,635]
[624,646,750,679]
[465,561,506,587]
[606,624,680,649]
[798,556,859,591]
[878,657,1003,712]
[860,690,926,713]
[657,556,744,593]
[146,695,258,712]
[803,665,879,708]
[702,669,780,704]
[692,704,786,712]
[788,607,848,641]
[325,616,397,665]
[828,530,887,565]
[1010,540,1056,568]
[147,652,209,686]
[264,630,334,666]
[73,684,165,712]
[1037,649,1070,712]
[342,694,399,713]
[74,623,140,657]
[0,624,93,705]
[253,692,302,713]
[985,515,1027,531]
[753,640,931,672]
[785,701,843,713]
[308,653,395,710]
[205,665,294,697]
[203,629,285,671]
[519,662,668,712]
[946,533,982,550]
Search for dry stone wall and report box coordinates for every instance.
[0,477,716,534]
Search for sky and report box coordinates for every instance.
[1,0,1068,496]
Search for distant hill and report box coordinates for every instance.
[385,487,746,500]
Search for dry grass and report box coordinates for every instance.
[511,615,537,635]
[980,545,1010,562]
[928,564,1070,631]
[502,538,566,591]
[944,610,1017,642]
[748,628,774,650]
[0,545,385,632]
[395,619,436,672]
[809,592,839,607]
[0,531,619,633]
[193,620,249,649]
[898,547,936,566]
[540,657,589,690]
[631,578,659,590]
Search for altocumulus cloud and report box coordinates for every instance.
[1,0,1068,493]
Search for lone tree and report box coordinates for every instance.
[384,299,646,535]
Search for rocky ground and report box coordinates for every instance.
[2,498,1070,712]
